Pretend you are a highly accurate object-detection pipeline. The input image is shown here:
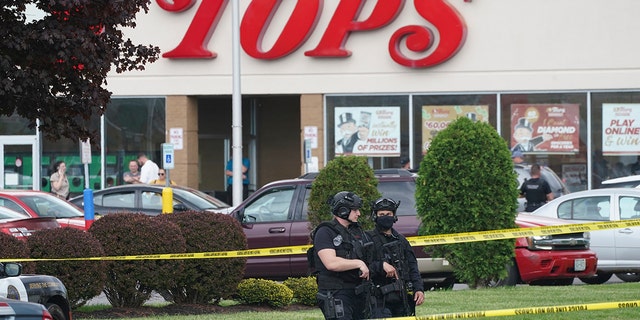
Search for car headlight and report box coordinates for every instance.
[527,235,553,250]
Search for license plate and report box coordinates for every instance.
[574,258,586,271]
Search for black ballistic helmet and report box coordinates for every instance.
[328,191,363,219]
[370,197,400,221]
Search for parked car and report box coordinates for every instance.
[231,169,596,288]
[0,191,86,230]
[0,206,60,240]
[69,184,231,216]
[600,175,640,189]
[529,188,640,284]
[0,297,54,320]
[515,163,570,212]
[0,262,71,320]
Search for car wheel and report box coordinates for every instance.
[579,272,613,284]
[428,277,455,290]
[615,272,640,282]
[46,303,67,320]
[488,261,519,287]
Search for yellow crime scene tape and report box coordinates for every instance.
[382,300,640,319]
[1,218,639,263]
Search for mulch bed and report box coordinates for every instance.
[74,303,316,319]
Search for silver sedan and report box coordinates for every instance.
[529,188,640,284]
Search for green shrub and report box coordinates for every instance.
[89,213,187,307]
[27,228,107,309]
[237,278,293,308]
[283,276,317,306]
[0,233,34,273]
[308,155,380,230]
[156,211,247,304]
[416,117,519,288]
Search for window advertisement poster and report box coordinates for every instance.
[562,163,587,192]
[602,103,640,155]
[334,107,400,157]
[510,104,580,154]
[421,105,489,153]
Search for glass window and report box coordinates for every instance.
[413,94,498,169]
[377,181,416,216]
[557,196,609,221]
[500,93,588,191]
[38,98,165,196]
[244,187,295,222]
[101,191,135,209]
[590,92,640,188]
[0,198,28,215]
[326,95,409,169]
[620,196,640,220]
[141,191,164,210]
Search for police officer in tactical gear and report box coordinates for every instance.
[519,164,554,212]
[366,197,425,317]
[313,191,372,319]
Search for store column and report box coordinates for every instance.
[300,94,324,173]
[166,96,199,188]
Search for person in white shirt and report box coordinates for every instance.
[137,153,159,184]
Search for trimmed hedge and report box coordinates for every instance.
[156,211,247,304]
[237,278,293,308]
[89,213,187,307]
[27,228,107,309]
[0,233,34,273]
[283,276,317,306]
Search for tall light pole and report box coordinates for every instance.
[231,0,243,206]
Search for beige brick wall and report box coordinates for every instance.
[165,96,198,188]
[300,94,324,172]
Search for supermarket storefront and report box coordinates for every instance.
[3,1,640,195]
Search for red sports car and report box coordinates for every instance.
[0,191,87,230]
[0,206,60,240]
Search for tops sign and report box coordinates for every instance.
[157,0,467,68]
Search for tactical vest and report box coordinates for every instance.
[309,220,368,289]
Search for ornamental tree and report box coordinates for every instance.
[308,155,380,231]
[0,0,160,141]
[416,116,519,288]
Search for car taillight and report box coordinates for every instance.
[42,308,54,320]
[0,227,32,239]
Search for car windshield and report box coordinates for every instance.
[0,207,31,220]
[377,181,416,216]
[17,194,84,218]
[173,188,230,209]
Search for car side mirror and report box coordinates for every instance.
[2,263,22,277]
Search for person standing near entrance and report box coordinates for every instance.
[519,164,554,212]
[137,153,159,184]
[225,156,250,204]
[123,160,142,184]
[149,169,176,185]
[50,161,70,200]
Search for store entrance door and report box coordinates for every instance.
[0,135,40,190]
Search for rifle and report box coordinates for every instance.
[382,240,414,316]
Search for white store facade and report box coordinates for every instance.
[3,0,640,197]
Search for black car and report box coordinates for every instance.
[69,185,231,216]
[0,297,53,320]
